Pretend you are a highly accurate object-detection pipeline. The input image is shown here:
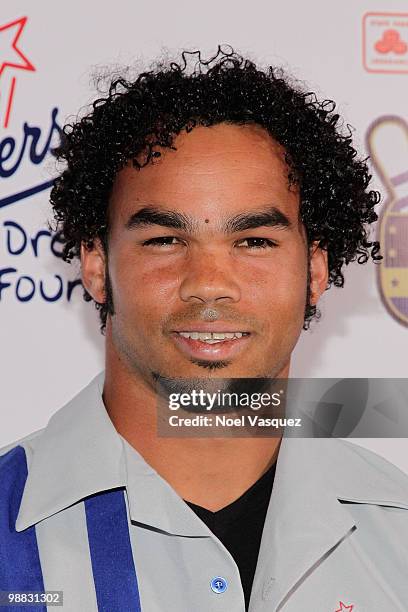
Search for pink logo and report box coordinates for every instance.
[363,12,408,73]
[375,29,407,54]
[335,602,354,612]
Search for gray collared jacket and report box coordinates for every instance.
[1,373,408,611]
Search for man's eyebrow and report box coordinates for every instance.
[125,205,292,233]
[224,207,292,233]
[125,207,197,233]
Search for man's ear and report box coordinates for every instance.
[81,240,106,304]
[309,241,329,305]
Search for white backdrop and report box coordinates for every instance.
[1,1,407,467]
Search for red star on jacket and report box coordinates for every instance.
[0,16,35,78]
[335,602,354,612]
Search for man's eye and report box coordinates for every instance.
[142,236,182,247]
[236,238,278,249]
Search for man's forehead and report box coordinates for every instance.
[116,123,289,181]
[109,123,299,223]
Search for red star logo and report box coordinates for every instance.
[335,602,354,612]
[0,16,35,77]
[0,16,35,128]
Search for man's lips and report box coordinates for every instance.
[170,330,252,361]
[171,323,251,333]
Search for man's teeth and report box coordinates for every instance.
[178,331,247,343]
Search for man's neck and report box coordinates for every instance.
[103,347,284,512]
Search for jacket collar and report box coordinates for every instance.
[252,435,408,611]
[16,373,125,532]
[16,373,210,537]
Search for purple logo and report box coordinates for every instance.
[366,115,408,326]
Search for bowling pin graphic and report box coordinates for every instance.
[366,116,408,326]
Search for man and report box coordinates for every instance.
[1,47,407,612]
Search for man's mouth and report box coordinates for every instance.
[171,330,252,361]
[177,331,250,343]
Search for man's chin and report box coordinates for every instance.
[152,370,276,398]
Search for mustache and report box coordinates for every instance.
[163,303,260,330]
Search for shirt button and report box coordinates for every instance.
[210,577,228,594]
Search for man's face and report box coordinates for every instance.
[83,123,327,384]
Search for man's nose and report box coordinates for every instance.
[179,250,241,304]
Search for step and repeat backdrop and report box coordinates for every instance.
[1,2,407,464]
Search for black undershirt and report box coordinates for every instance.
[185,462,276,610]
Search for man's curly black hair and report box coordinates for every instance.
[50,46,382,332]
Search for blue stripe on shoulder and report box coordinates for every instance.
[0,445,46,611]
[85,488,142,612]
